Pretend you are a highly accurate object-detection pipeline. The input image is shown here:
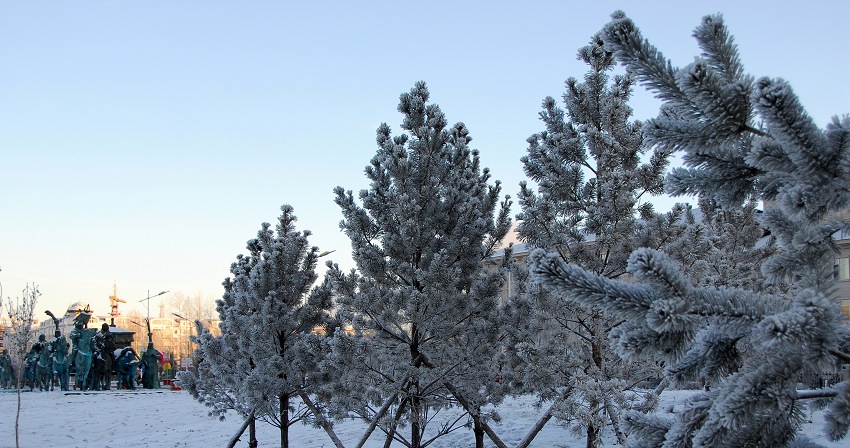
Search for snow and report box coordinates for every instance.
[1,387,845,448]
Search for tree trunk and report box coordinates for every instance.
[226,414,254,448]
[297,390,346,448]
[355,389,405,448]
[515,400,556,448]
[586,316,604,448]
[605,398,627,445]
[410,324,422,448]
[16,384,22,448]
[280,393,290,448]
[249,415,258,448]
[586,423,600,448]
[410,381,422,448]
[444,381,510,448]
[383,397,408,448]
[472,412,485,448]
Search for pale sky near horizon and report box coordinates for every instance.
[2,1,848,321]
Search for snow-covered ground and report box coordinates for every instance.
[0,386,845,448]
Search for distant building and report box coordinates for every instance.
[833,231,850,322]
[484,242,531,307]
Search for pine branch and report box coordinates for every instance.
[829,349,850,365]
[797,389,839,400]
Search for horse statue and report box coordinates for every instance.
[92,323,116,390]
[70,312,97,391]
[34,334,53,391]
[115,347,139,390]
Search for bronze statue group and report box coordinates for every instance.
[0,310,164,392]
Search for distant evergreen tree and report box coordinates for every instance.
[663,199,780,293]
[179,205,334,448]
[509,35,673,448]
[530,11,850,448]
[324,82,511,448]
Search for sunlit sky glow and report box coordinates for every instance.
[2,1,848,320]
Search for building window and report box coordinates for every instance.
[836,257,850,281]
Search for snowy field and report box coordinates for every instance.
[0,387,845,448]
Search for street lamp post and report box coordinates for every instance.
[138,290,169,346]
[172,312,191,371]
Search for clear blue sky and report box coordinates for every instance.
[2,1,848,320]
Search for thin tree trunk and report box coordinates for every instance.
[443,382,509,448]
[587,317,604,448]
[383,397,409,448]
[297,390,346,448]
[249,416,258,448]
[586,423,600,448]
[472,412,485,448]
[487,383,576,448]
[382,427,395,448]
[605,398,627,445]
[654,378,669,396]
[280,393,290,448]
[515,398,561,448]
[226,414,254,448]
[356,390,403,448]
[409,323,423,448]
[16,384,22,448]
[411,381,422,448]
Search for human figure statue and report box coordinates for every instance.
[69,312,97,391]
[0,350,13,389]
[34,334,53,391]
[50,330,71,391]
[92,323,116,390]
[115,347,139,390]
[44,310,70,391]
[140,343,161,389]
[24,350,38,391]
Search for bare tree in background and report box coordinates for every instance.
[3,280,40,448]
[169,291,217,323]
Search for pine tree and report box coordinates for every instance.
[179,205,334,448]
[663,199,780,293]
[509,35,672,448]
[324,81,511,448]
[530,11,850,447]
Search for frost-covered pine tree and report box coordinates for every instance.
[324,81,511,448]
[663,199,780,294]
[179,205,334,448]
[507,35,672,448]
[530,11,850,448]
